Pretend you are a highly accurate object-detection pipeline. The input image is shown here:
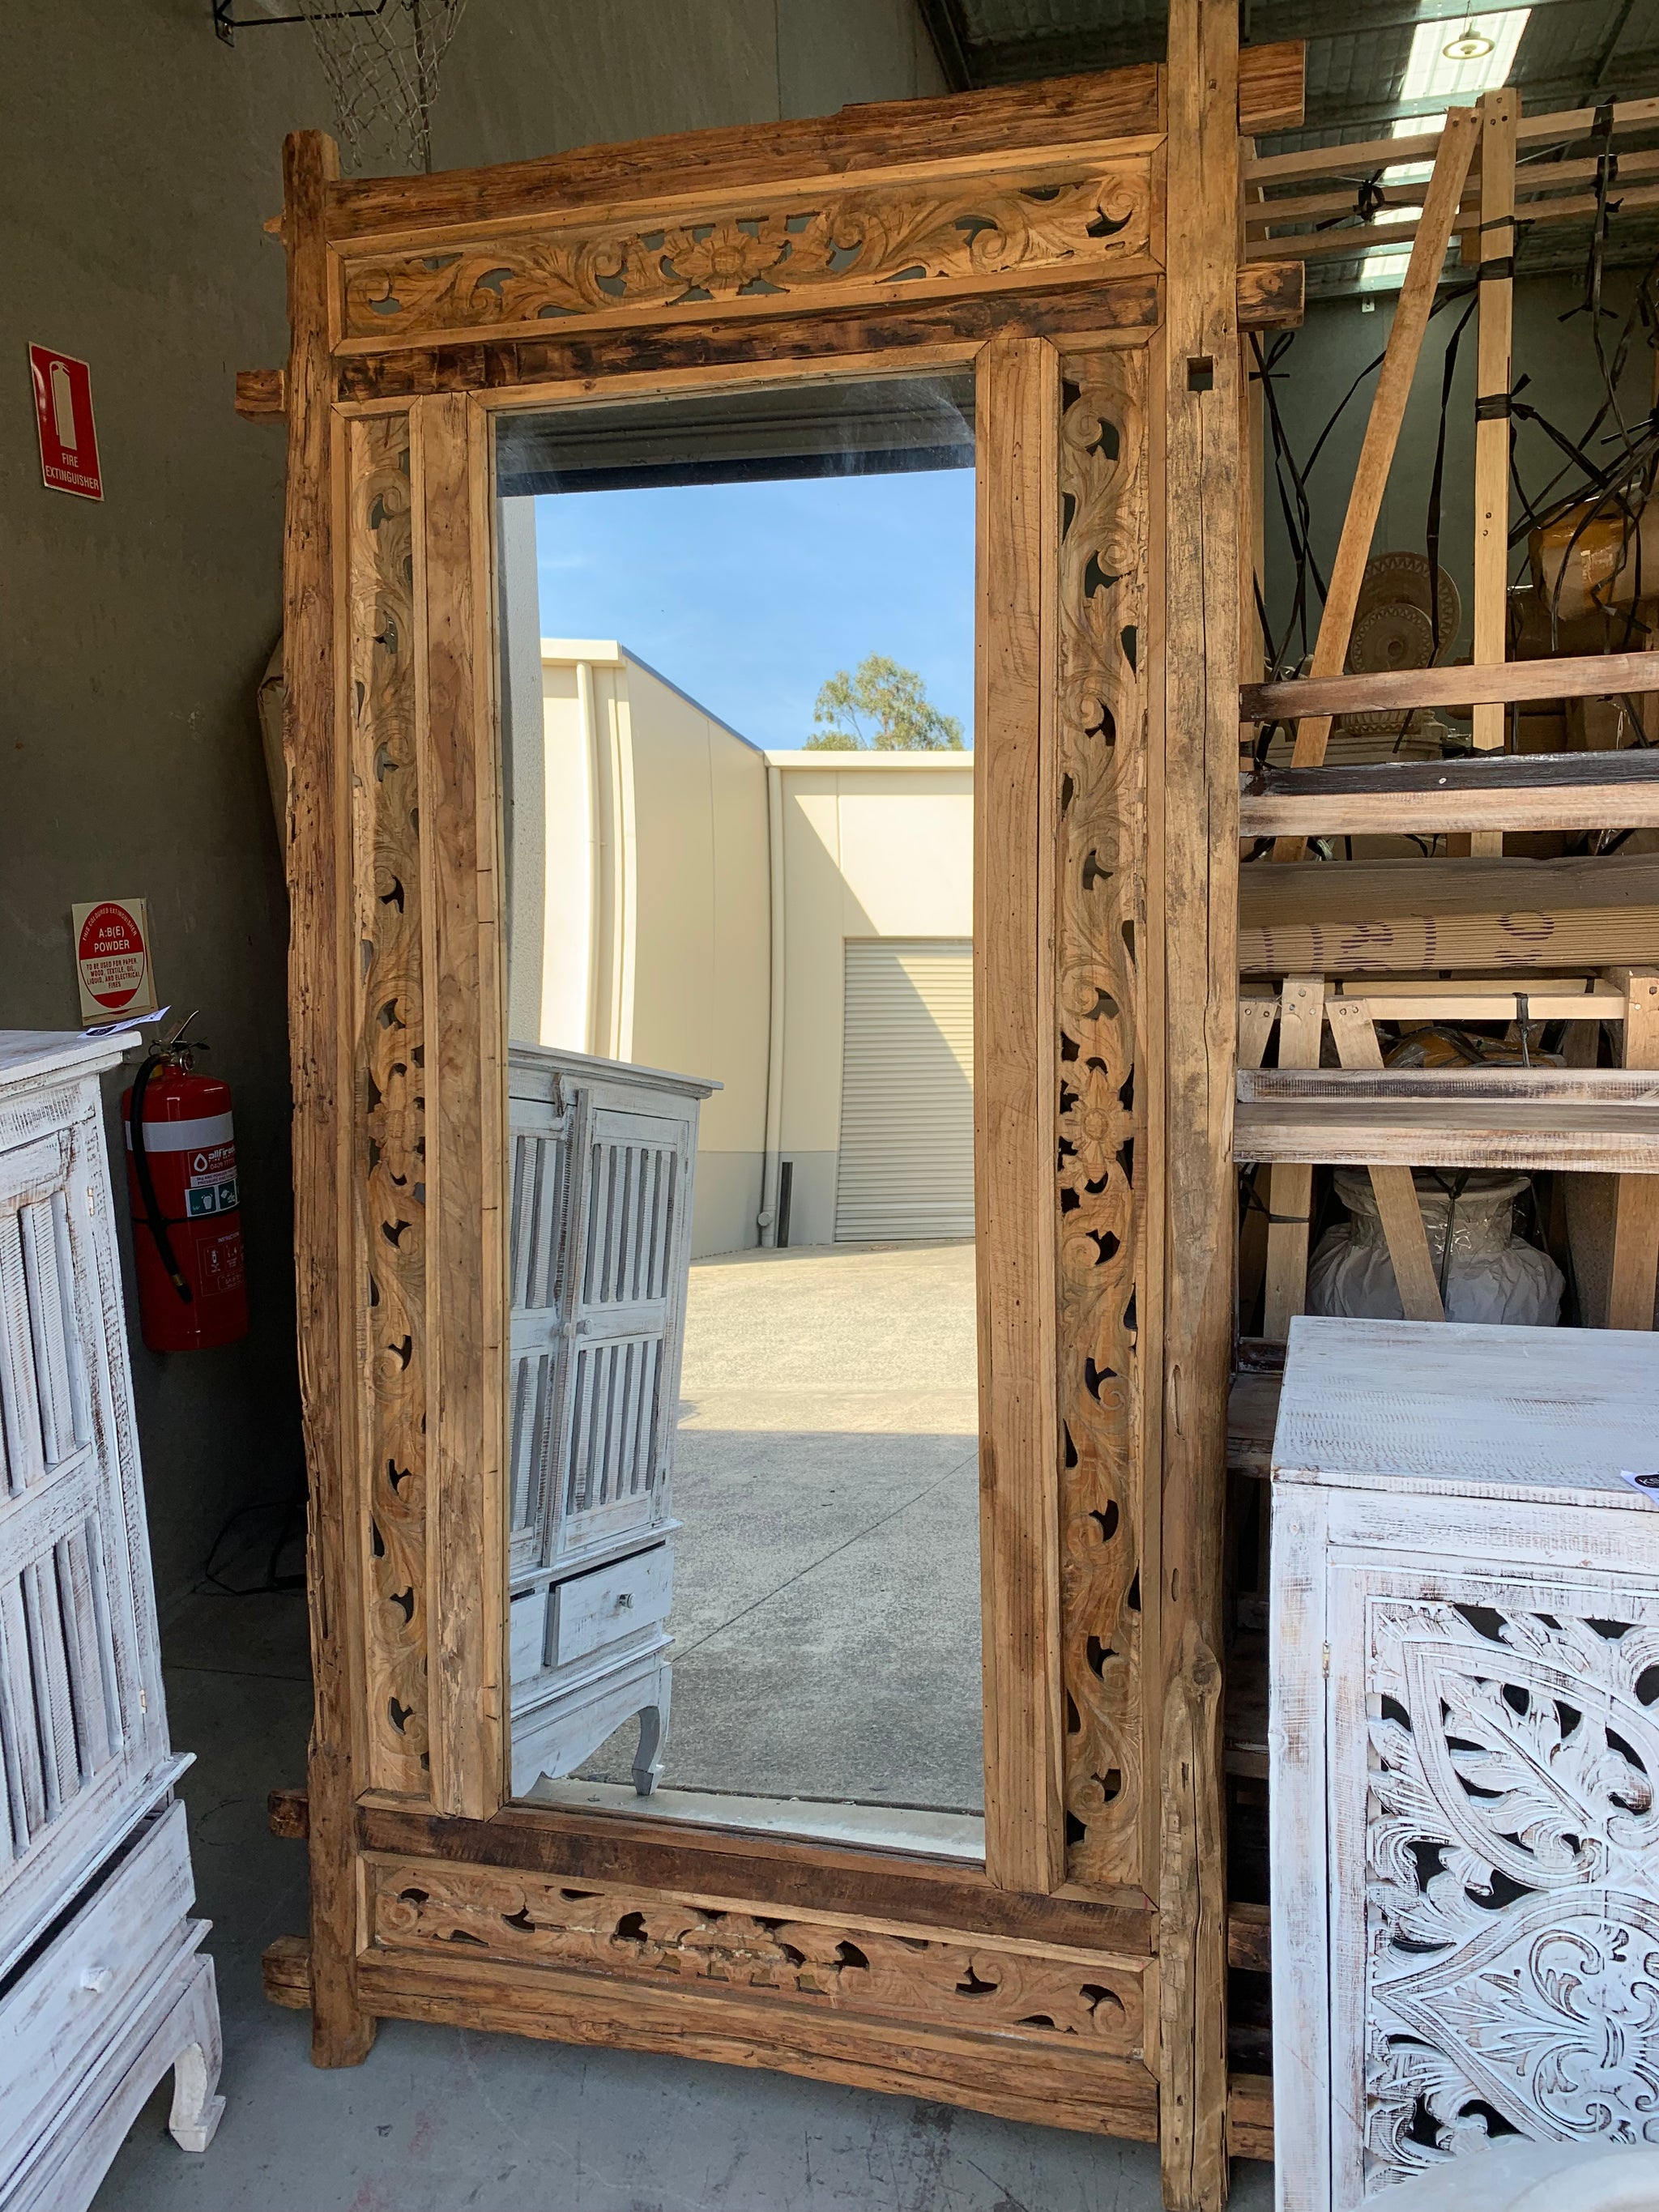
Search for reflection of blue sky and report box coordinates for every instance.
[535,469,975,750]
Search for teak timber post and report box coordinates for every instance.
[1159,2,1240,2205]
[280,126,377,2073]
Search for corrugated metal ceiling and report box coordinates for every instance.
[916,0,1659,288]
[928,0,1659,125]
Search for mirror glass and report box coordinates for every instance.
[496,373,983,1852]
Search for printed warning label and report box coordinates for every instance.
[71,897,158,1023]
[186,1140,238,1217]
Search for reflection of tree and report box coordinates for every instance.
[806,653,965,751]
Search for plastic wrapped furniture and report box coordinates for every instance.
[1307,1168,1563,1325]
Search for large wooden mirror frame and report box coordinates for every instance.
[262,11,1303,2204]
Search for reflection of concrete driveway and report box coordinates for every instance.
[582,1240,983,1812]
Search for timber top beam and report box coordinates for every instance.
[324,49,1302,245]
[324,67,1170,242]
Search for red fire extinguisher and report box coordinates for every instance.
[122,1016,249,1353]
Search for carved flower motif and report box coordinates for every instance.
[665,220,787,296]
[1060,1060,1132,1187]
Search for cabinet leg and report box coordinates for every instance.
[633,1703,665,1795]
[168,1955,227,2154]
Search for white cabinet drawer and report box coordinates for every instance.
[552,1546,671,1669]
[0,1798,193,2171]
[508,1587,547,1679]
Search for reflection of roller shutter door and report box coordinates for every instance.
[834,939,974,1242]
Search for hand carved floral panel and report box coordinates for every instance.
[367,1856,1153,2061]
[1056,352,1149,1889]
[337,158,1152,345]
[1365,1596,1659,2188]
[349,415,429,1796]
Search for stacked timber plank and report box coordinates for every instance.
[1239,855,1659,975]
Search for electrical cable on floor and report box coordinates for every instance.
[199,1498,306,1598]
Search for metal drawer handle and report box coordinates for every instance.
[615,1592,633,1610]
[79,1966,113,1996]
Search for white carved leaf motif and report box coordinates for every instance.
[1363,1599,1659,2191]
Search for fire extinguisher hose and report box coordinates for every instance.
[128,1053,194,1306]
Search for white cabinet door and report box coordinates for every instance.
[1328,1550,1659,2203]
[506,1073,577,1579]
[557,1101,691,1558]
[0,1072,169,1975]
[508,1046,702,1581]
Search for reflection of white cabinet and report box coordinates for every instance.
[0,1033,222,2209]
[507,1044,713,1798]
[1269,1316,1659,2212]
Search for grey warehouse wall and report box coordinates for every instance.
[0,0,944,1614]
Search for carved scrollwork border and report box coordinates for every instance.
[365,1854,1154,2063]
[1055,352,1149,1888]
[335,156,1154,349]
[348,413,430,1796]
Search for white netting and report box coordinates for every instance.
[296,0,470,175]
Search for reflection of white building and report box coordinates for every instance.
[504,638,973,1258]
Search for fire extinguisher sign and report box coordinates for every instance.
[29,347,104,501]
[72,897,160,1025]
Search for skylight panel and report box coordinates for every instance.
[1399,8,1530,104]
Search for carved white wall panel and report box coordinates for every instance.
[1269,1316,1659,2212]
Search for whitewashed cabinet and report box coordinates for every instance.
[0,1033,221,2210]
[507,1044,713,1800]
[1269,1315,1659,2212]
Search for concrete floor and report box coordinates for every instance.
[577,1242,984,1812]
[89,1593,1278,2209]
[92,1242,1275,2208]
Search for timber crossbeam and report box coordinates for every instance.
[1242,650,1659,724]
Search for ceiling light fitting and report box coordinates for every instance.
[1444,26,1496,60]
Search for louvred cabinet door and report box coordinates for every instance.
[552,1094,690,1562]
[0,1063,170,1969]
[506,1059,576,1582]
[507,1046,706,1577]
